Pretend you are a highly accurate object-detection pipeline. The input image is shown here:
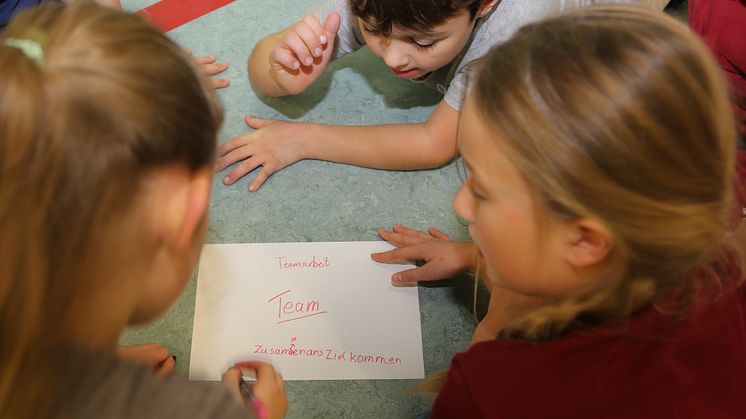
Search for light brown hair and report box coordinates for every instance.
[472,5,738,340]
[0,2,222,416]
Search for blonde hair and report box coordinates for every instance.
[0,2,222,416]
[472,5,738,340]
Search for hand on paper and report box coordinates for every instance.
[216,116,307,191]
[194,54,230,89]
[222,362,287,419]
[269,13,340,95]
[371,224,479,286]
[117,343,175,376]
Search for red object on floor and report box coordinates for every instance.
[136,0,235,32]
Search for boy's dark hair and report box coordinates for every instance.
[350,0,486,35]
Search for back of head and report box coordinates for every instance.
[0,2,222,416]
[350,0,484,35]
[472,5,738,339]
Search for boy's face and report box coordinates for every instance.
[358,11,478,79]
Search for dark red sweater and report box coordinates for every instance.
[432,284,746,418]
[689,0,746,135]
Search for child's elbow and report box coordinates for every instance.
[426,140,458,168]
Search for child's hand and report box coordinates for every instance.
[222,362,287,419]
[269,13,340,94]
[193,54,230,89]
[216,115,308,192]
[371,224,479,286]
[117,343,175,376]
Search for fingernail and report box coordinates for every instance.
[392,273,401,282]
[320,34,327,44]
[248,185,256,192]
[314,47,321,56]
[304,57,313,66]
[292,61,300,69]
[223,176,230,185]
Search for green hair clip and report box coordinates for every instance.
[3,38,44,63]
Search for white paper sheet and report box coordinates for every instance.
[189,241,424,381]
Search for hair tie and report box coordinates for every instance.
[3,38,44,63]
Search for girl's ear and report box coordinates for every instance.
[154,166,212,253]
[476,0,500,19]
[564,218,613,269]
[172,167,211,252]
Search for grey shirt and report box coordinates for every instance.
[313,0,637,110]
[53,346,254,419]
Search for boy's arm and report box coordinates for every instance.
[304,100,459,168]
[248,13,341,97]
[217,100,460,191]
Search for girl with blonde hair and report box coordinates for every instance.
[377,4,746,417]
[0,3,285,418]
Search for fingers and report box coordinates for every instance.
[215,117,275,165]
[281,31,311,68]
[370,245,424,265]
[210,78,230,89]
[216,135,252,168]
[271,46,300,71]
[117,343,175,376]
[277,15,328,70]
[370,247,412,265]
[245,115,276,130]
[154,355,176,377]
[323,12,341,41]
[392,224,432,239]
[201,61,228,76]
[194,54,216,64]
[378,226,428,247]
[391,263,440,286]
[223,156,263,186]
[215,117,288,190]
[428,227,450,240]
[192,55,229,89]
[248,167,274,192]
[377,228,409,248]
[218,151,277,192]
[234,361,288,419]
[298,16,324,58]
[221,366,245,405]
[234,360,276,378]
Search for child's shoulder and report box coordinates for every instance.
[56,346,252,419]
[476,0,638,40]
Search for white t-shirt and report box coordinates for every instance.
[313,0,637,110]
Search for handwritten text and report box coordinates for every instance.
[268,289,327,324]
[253,337,402,366]
[275,255,330,270]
